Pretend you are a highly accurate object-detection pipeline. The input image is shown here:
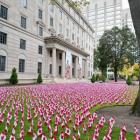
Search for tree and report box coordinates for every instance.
[9,68,18,85]
[95,26,137,82]
[133,63,139,78]
[94,30,113,76]
[37,74,43,84]
[128,0,140,116]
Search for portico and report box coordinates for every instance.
[45,36,89,80]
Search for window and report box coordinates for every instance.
[21,0,27,8]
[67,17,69,25]
[38,0,43,5]
[21,16,26,29]
[38,9,43,19]
[50,17,53,27]
[49,4,54,12]
[0,55,6,71]
[0,31,7,44]
[39,27,43,36]
[77,37,79,44]
[38,45,43,54]
[72,33,74,41]
[60,10,62,20]
[19,59,25,72]
[59,24,62,34]
[20,39,26,50]
[66,29,69,37]
[0,5,8,20]
[38,62,42,74]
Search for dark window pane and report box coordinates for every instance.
[19,59,25,72]
[39,27,43,36]
[50,17,53,26]
[38,9,42,19]
[21,16,26,29]
[0,55,6,71]
[0,31,7,44]
[38,62,42,74]
[0,5,8,20]
[20,39,26,49]
[38,46,43,54]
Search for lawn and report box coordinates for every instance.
[0,82,138,139]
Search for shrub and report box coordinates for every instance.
[91,74,96,83]
[37,73,43,84]
[9,68,18,85]
[126,75,132,85]
[96,74,100,81]
[101,75,106,82]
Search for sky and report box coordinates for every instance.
[122,0,129,9]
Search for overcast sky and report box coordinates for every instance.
[122,0,129,9]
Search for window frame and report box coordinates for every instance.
[20,39,26,50]
[21,16,27,29]
[0,55,6,72]
[19,59,25,73]
[38,9,43,20]
[0,5,8,20]
[38,45,43,54]
[38,62,42,74]
[0,31,7,44]
[39,26,43,36]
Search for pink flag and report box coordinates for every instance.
[119,125,127,140]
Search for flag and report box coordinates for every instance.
[65,127,71,136]
[41,134,47,140]
[134,126,140,140]
[119,125,127,140]
[59,132,64,140]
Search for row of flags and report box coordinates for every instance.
[0,83,137,139]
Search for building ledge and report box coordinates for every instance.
[44,36,90,57]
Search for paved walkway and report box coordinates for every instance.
[97,106,140,132]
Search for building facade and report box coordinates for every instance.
[0,0,94,84]
[83,0,122,48]
[121,8,135,33]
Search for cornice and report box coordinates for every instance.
[45,36,89,57]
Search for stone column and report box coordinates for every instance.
[85,59,88,79]
[75,57,78,79]
[46,49,49,76]
[70,55,72,79]
[52,48,56,78]
[62,51,66,78]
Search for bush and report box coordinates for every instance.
[91,74,96,83]
[96,74,100,81]
[37,73,43,84]
[101,75,106,82]
[9,68,18,85]
[126,75,132,85]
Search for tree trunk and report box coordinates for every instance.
[128,0,140,116]
[114,66,118,82]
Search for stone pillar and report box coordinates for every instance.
[46,49,49,76]
[52,48,56,77]
[75,57,78,79]
[62,51,65,78]
[70,55,72,79]
[85,59,88,79]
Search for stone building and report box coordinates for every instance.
[0,0,94,84]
